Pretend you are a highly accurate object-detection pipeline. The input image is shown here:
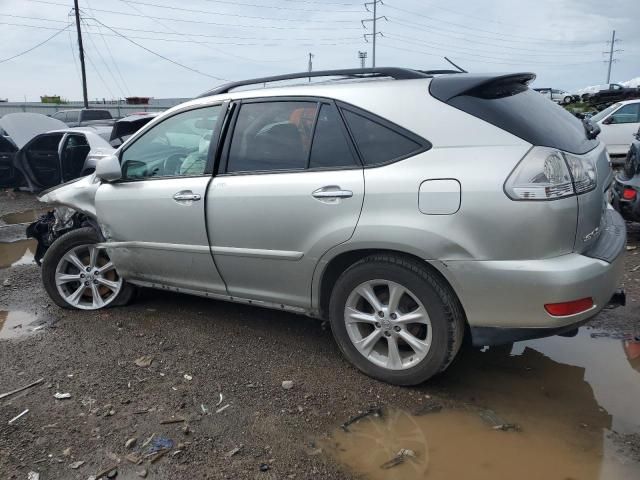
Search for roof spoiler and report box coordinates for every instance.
[429,73,536,102]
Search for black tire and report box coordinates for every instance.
[328,254,465,386]
[563,96,572,105]
[42,227,136,310]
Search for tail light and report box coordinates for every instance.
[623,188,637,200]
[505,147,597,200]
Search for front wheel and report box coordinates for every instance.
[329,255,465,385]
[42,227,136,310]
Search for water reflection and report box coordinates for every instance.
[327,328,640,479]
[0,310,41,340]
[0,239,36,268]
[0,209,46,225]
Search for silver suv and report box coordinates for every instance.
[30,68,626,385]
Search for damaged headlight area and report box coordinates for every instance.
[26,207,95,265]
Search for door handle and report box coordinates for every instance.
[173,191,201,202]
[312,186,353,199]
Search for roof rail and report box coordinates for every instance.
[197,67,431,98]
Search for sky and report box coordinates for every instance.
[0,0,638,101]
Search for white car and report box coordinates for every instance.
[534,88,573,104]
[590,99,640,157]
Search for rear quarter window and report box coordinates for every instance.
[340,107,428,166]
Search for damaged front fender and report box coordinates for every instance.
[37,173,101,218]
[26,174,103,264]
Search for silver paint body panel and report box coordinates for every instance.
[37,77,625,333]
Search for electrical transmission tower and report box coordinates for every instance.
[603,30,622,84]
[362,0,386,67]
[358,51,368,68]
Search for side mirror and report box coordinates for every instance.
[602,116,614,125]
[95,154,122,182]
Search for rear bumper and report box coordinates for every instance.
[441,208,627,346]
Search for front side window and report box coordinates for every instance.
[121,105,222,180]
[227,101,317,173]
[610,104,640,124]
[341,109,423,165]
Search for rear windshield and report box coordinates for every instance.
[445,87,598,155]
[82,110,112,121]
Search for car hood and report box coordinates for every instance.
[0,113,67,149]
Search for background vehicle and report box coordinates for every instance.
[0,113,66,188]
[109,112,160,147]
[50,109,114,128]
[589,99,640,159]
[612,126,640,221]
[577,83,640,105]
[30,68,625,386]
[533,88,573,104]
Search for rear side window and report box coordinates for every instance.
[227,101,317,173]
[309,104,356,169]
[341,109,423,165]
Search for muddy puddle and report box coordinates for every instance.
[0,208,46,225]
[326,328,640,479]
[0,311,44,340]
[0,238,37,268]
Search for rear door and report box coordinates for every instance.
[207,99,364,308]
[95,103,228,293]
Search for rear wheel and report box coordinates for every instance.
[563,96,572,105]
[42,227,136,310]
[329,254,464,385]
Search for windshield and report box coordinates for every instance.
[590,103,620,123]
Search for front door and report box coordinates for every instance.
[95,104,228,294]
[207,99,364,308]
[600,103,640,155]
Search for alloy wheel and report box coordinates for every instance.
[55,244,122,310]
[344,280,432,370]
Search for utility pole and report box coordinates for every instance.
[358,51,367,68]
[604,30,622,84]
[73,0,89,108]
[307,53,314,82]
[362,1,386,68]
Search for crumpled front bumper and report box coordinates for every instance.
[441,208,627,346]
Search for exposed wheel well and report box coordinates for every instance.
[318,249,465,322]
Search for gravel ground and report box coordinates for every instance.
[1,190,639,480]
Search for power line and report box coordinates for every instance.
[80,17,128,97]
[384,32,602,59]
[382,42,608,67]
[88,16,229,81]
[0,20,360,48]
[0,15,361,42]
[131,0,361,14]
[0,23,70,63]
[388,18,604,54]
[385,4,595,45]
[25,0,361,29]
[85,0,131,96]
